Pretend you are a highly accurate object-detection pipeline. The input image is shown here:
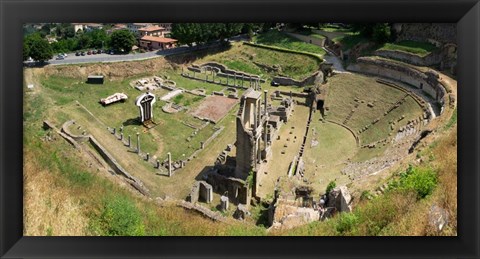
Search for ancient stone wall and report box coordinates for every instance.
[284,32,326,47]
[347,57,447,108]
[393,23,456,45]
[205,171,251,205]
[273,71,323,87]
[374,49,442,67]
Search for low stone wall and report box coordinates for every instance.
[44,119,150,195]
[61,120,90,142]
[273,71,319,87]
[374,49,442,67]
[88,136,149,195]
[243,42,324,63]
[177,200,229,223]
[284,32,326,47]
[347,57,447,109]
[43,120,82,149]
[325,120,360,147]
[200,62,266,82]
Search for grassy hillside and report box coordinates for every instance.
[272,124,457,236]
[254,30,326,56]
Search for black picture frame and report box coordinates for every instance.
[1,0,479,258]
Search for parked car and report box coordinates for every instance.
[108,50,115,55]
[26,57,34,62]
[81,51,86,56]
[56,55,65,60]
[271,81,280,87]
[62,53,68,57]
[87,51,92,55]
[75,52,80,56]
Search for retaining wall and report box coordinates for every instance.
[374,49,442,67]
[347,57,447,109]
[284,32,326,47]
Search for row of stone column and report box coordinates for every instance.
[109,126,173,177]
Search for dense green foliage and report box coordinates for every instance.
[109,29,136,53]
[90,195,145,236]
[23,33,53,61]
[397,166,438,199]
[351,23,392,43]
[171,23,245,46]
[325,180,337,194]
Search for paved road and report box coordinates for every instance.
[28,35,250,66]
[45,45,197,66]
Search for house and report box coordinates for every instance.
[127,23,152,34]
[139,36,177,50]
[138,26,168,38]
[107,23,128,34]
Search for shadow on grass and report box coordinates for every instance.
[122,118,142,126]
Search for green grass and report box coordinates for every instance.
[378,40,438,57]
[254,30,326,56]
[319,25,353,33]
[200,42,320,80]
[40,74,218,161]
[444,107,457,130]
[332,33,367,51]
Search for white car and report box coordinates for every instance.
[56,55,65,60]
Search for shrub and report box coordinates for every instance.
[399,167,437,199]
[334,212,359,234]
[91,195,145,236]
[325,180,336,194]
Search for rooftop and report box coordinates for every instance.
[139,26,165,32]
[140,36,178,43]
[244,89,262,99]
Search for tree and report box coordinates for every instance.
[109,29,136,53]
[171,23,201,46]
[23,33,53,62]
[372,23,391,43]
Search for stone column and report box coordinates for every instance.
[200,141,205,149]
[120,132,123,140]
[112,127,116,135]
[156,160,160,169]
[167,152,172,177]
[136,133,140,154]
[264,90,268,149]
[220,195,229,211]
[128,135,131,147]
[146,153,150,161]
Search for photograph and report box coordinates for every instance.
[22,22,458,237]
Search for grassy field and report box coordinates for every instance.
[332,33,367,51]
[199,42,321,80]
[378,40,438,57]
[255,30,326,56]
[23,90,266,236]
[325,73,423,154]
[303,114,358,194]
